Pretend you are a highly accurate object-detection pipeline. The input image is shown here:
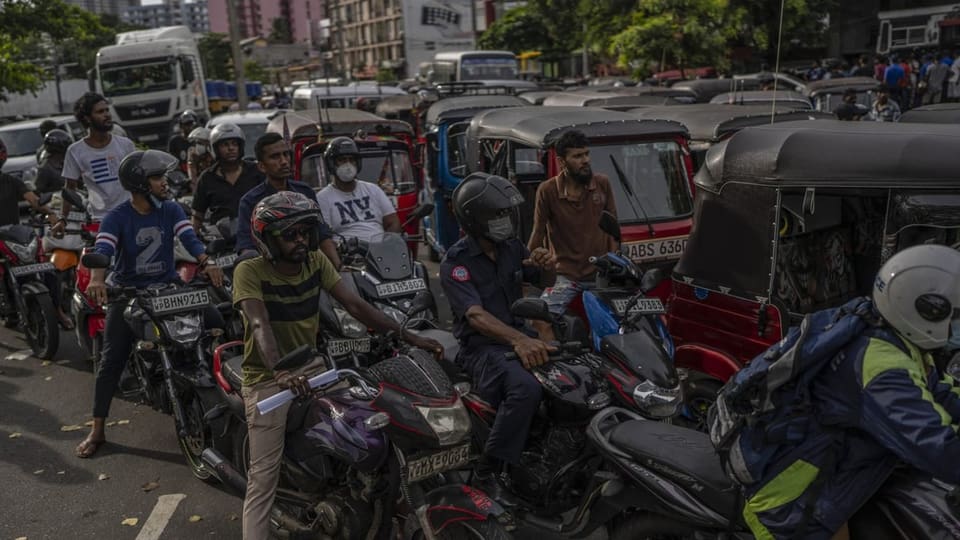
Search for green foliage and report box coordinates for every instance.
[244,60,269,82]
[732,0,834,61]
[477,6,553,52]
[199,33,233,80]
[269,18,293,44]
[375,68,394,83]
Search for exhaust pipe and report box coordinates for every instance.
[201,448,247,494]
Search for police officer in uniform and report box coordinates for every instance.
[439,173,557,499]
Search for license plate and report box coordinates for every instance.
[327,338,371,356]
[150,289,209,314]
[407,444,472,482]
[622,236,688,263]
[11,262,56,277]
[612,297,665,315]
[215,254,237,269]
[375,278,426,298]
[67,211,86,221]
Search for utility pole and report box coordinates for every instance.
[336,11,347,80]
[226,0,249,109]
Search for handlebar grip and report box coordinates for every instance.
[256,368,340,415]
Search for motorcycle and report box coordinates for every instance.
[62,189,106,366]
[81,252,232,477]
[200,292,512,539]
[586,406,960,539]
[43,193,88,325]
[0,209,61,359]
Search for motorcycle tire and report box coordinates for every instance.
[177,392,215,482]
[610,512,698,540]
[232,423,251,477]
[677,373,723,433]
[24,294,59,360]
[430,519,512,540]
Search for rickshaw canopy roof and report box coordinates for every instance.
[698,120,960,192]
[671,78,763,101]
[424,95,528,127]
[802,77,878,97]
[631,104,832,142]
[468,106,688,149]
[708,90,812,108]
[899,102,960,124]
[374,94,418,116]
[266,109,413,140]
[542,91,681,108]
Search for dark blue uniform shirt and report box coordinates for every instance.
[440,236,540,348]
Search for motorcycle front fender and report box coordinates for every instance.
[422,484,505,534]
[19,280,51,298]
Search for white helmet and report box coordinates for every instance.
[188,127,211,144]
[873,244,960,350]
[210,122,245,147]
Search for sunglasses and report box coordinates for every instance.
[275,226,312,241]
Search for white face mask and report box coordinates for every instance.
[336,163,357,183]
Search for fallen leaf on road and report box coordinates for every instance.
[15,536,26,540]
[59,425,84,432]
[106,421,116,427]
[33,469,44,475]
[41,360,51,366]
[44,376,52,381]
[188,515,203,523]
[55,359,70,365]
[121,517,138,527]
[6,350,31,361]
[9,432,22,438]
[228,513,239,521]
[116,419,130,425]
[98,473,110,481]
[84,420,94,427]
[141,480,159,492]
[56,471,65,475]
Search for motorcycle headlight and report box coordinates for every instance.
[10,238,38,264]
[335,307,367,338]
[416,401,471,446]
[633,379,683,418]
[162,315,203,345]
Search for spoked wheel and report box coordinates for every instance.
[177,392,214,482]
[24,294,59,359]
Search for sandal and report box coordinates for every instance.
[75,437,106,459]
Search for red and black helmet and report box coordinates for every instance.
[251,191,321,260]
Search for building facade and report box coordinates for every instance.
[123,1,210,33]
[207,0,325,45]
[65,0,138,16]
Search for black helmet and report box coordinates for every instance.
[43,129,72,154]
[38,119,58,136]
[179,110,199,126]
[119,150,178,194]
[452,172,524,243]
[323,136,362,177]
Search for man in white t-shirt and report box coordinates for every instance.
[315,137,400,243]
[52,93,137,234]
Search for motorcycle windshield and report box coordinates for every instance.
[364,233,413,280]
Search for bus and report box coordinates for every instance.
[426,51,519,83]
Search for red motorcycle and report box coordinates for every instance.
[62,190,106,368]
[0,221,60,359]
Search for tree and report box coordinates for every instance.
[198,33,233,80]
[269,17,292,44]
[731,0,834,63]
[608,0,739,76]
[244,60,268,82]
[477,6,553,52]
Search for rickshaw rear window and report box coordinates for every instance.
[591,141,693,223]
[301,150,414,195]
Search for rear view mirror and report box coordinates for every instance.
[640,268,665,293]
[510,298,552,322]
[406,291,434,317]
[82,253,111,269]
[61,189,85,209]
[599,211,621,243]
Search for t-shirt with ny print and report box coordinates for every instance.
[62,135,137,221]
[315,180,397,243]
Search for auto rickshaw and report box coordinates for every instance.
[803,76,878,113]
[671,78,764,103]
[630,104,833,169]
[667,121,960,415]
[464,106,696,284]
[899,102,960,124]
[708,90,813,109]
[420,95,528,259]
[374,94,419,128]
[541,91,683,109]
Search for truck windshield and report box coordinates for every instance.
[460,57,518,80]
[590,141,693,223]
[101,61,176,97]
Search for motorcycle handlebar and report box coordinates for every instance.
[255,367,373,415]
[502,341,588,361]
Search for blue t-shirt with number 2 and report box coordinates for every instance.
[94,200,206,288]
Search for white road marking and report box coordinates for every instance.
[135,493,187,540]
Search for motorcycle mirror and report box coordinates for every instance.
[510,298,552,322]
[61,188,85,210]
[405,291,433,318]
[599,211,621,243]
[640,268,666,293]
[81,253,111,269]
[37,192,53,207]
[274,344,314,371]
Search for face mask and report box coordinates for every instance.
[336,163,357,183]
[486,215,516,242]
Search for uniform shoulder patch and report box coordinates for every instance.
[451,265,470,282]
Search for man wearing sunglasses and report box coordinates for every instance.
[236,132,341,268]
[234,191,442,539]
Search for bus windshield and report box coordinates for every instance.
[100,61,176,97]
[460,56,518,80]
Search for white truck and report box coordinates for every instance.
[91,25,207,147]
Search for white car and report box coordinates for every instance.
[0,115,84,186]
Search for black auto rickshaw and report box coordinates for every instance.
[803,76,878,113]
[708,90,813,109]
[374,94,419,128]
[899,102,960,124]
[671,78,764,103]
[541,91,683,109]
[665,121,960,420]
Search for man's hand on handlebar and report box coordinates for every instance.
[86,279,108,306]
[512,335,557,370]
[403,331,444,359]
[275,370,311,397]
[523,247,557,271]
[201,263,225,288]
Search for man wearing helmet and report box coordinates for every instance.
[315,136,401,243]
[741,244,960,540]
[185,127,214,190]
[233,191,442,539]
[167,109,198,173]
[0,138,55,226]
[34,129,71,194]
[235,133,340,268]
[440,172,558,501]
[74,150,224,459]
[190,122,263,231]
[52,92,136,236]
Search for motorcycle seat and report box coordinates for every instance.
[609,420,738,515]
[222,354,244,391]
[0,225,36,246]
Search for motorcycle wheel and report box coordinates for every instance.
[24,294,59,360]
[677,374,723,432]
[177,392,215,482]
[610,512,697,539]
[430,520,511,540]
[232,423,250,477]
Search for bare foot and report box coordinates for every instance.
[75,436,106,458]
